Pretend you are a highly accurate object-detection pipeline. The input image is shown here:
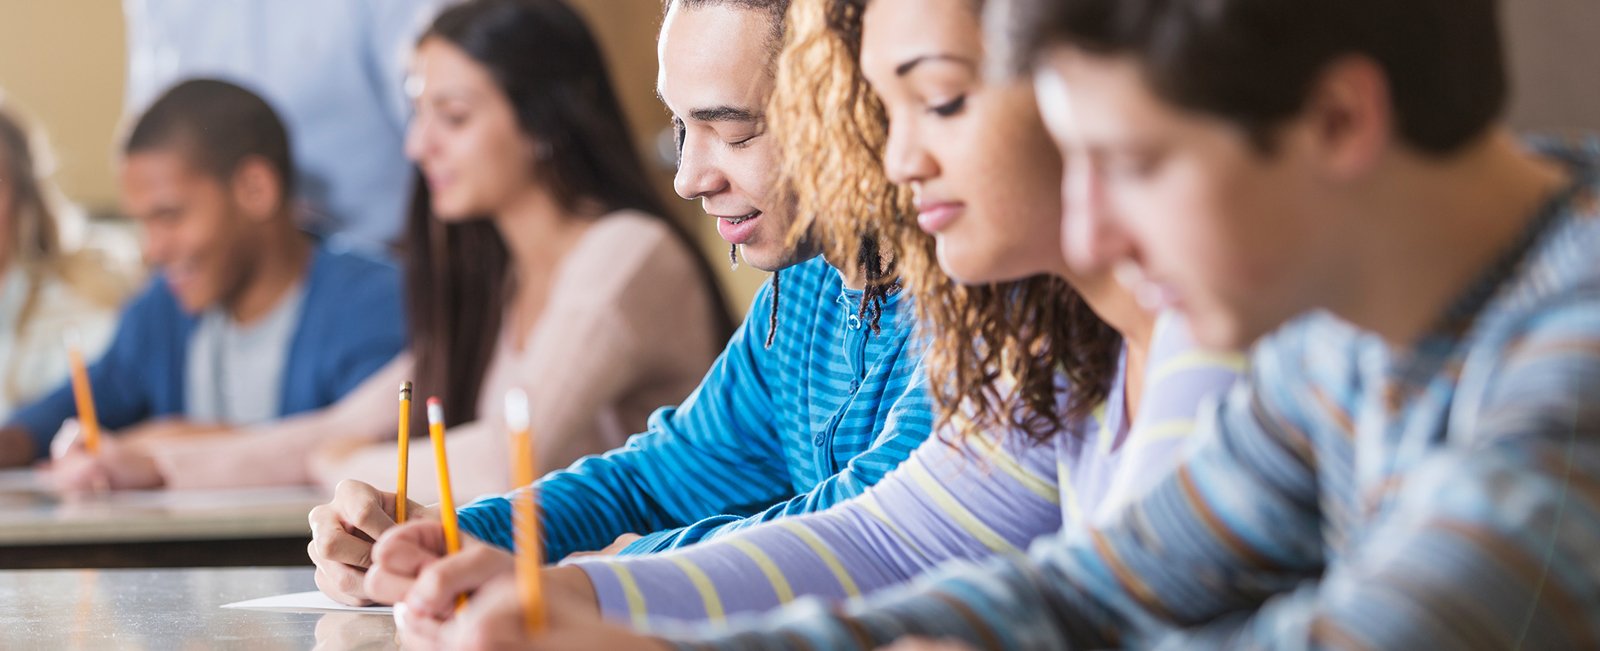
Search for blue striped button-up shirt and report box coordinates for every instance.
[457,255,932,560]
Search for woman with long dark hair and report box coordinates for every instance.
[122,0,734,497]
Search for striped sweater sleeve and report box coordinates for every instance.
[668,299,1600,650]
[581,317,1241,631]
[456,277,789,559]
[575,420,1063,630]
[614,366,934,556]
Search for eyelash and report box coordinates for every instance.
[928,95,967,118]
[669,117,759,159]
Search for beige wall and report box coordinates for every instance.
[0,1,125,215]
[2,0,1595,312]
[1505,0,1600,132]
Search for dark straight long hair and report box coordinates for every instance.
[405,0,735,426]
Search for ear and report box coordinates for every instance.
[1298,55,1394,180]
[229,156,285,222]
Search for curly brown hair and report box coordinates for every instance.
[770,0,1122,444]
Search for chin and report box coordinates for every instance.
[934,244,1015,286]
[430,198,480,222]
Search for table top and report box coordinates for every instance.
[0,567,397,649]
[0,469,327,545]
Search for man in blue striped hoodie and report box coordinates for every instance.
[305,0,934,607]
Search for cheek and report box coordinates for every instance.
[726,156,772,209]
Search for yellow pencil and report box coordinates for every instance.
[396,382,413,524]
[427,397,467,610]
[505,388,545,634]
[65,331,101,455]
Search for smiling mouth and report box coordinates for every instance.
[720,210,761,225]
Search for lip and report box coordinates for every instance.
[915,200,965,234]
[712,210,762,245]
[423,171,454,192]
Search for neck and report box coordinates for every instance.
[1064,261,1155,417]
[227,216,311,324]
[1329,129,1570,345]
[821,248,867,291]
[493,188,596,284]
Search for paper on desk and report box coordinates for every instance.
[222,590,394,615]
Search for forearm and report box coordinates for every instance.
[669,550,1117,651]
[584,432,1066,626]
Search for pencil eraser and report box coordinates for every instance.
[505,388,530,432]
[427,397,444,425]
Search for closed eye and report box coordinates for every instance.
[928,95,966,118]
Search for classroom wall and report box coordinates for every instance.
[1504,0,1600,133]
[1,0,1595,314]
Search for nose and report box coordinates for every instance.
[882,117,937,186]
[672,131,728,201]
[1062,155,1136,275]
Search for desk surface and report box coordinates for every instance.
[0,469,326,568]
[0,567,397,649]
[0,469,325,545]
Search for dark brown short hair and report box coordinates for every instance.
[124,78,295,199]
[992,0,1507,155]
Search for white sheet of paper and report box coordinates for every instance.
[222,590,394,615]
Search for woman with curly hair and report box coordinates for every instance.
[380,0,1241,644]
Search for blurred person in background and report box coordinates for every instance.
[0,99,130,424]
[124,0,457,255]
[57,0,734,500]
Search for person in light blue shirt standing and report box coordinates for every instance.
[123,0,455,254]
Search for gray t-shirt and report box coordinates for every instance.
[184,285,306,425]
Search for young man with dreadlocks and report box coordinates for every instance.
[304,0,933,610]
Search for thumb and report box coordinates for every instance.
[50,419,83,460]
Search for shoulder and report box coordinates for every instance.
[570,211,688,279]
[553,211,710,308]
[770,255,841,313]
[120,275,184,320]
[312,245,401,285]
[307,246,402,305]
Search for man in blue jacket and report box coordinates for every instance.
[0,79,406,478]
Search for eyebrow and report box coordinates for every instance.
[895,54,977,77]
[687,106,762,123]
[654,84,762,123]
